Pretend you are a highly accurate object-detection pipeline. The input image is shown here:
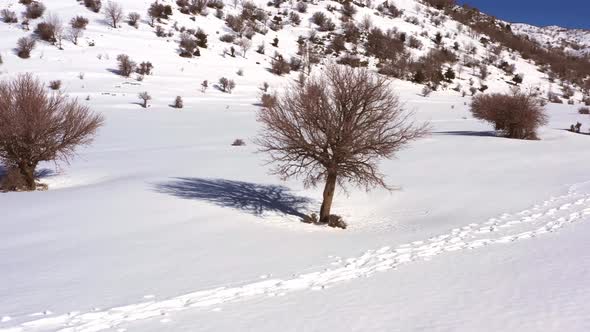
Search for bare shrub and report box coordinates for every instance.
[1,9,18,23]
[296,2,307,13]
[260,93,276,108]
[147,2,172,25]
[136,61,154,75]
[70,16,89,29]
[470,91,548,140]
[271,55,290,75]
[195,28,208,48]
[16,37,36,58]
[231,139,246,146]
[179,33,198,57]
[256,65,428,224]
[569,122,582,133]
[0,74,104,191]
[218,77,235,93]
[220,33,236,43]
[36,22,56,42]
[424,0,456,10]
[289,11,301,25]
[173,96,183,108]
[49,80,61,90]
[225,14,244,34]
[340,1,356,19]
[327,214,347,229]
[310,12,335,31]
[36,13,64,48]
[25,2,45,19]
[104,1,124,28]
[116,54,136,77]
[127,12,140,27]
[578,107,590,115]
[138,92,151,108]
[84,0,102,13]
[548,92,563,104]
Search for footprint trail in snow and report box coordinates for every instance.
[3,183,590,332]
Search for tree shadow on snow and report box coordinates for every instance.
[434,130,497,137]
[154,178,312,218]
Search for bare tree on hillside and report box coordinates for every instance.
[0,74,104,191]
[105,1,124,28]
[257,65,428,225]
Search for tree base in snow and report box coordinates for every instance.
[301,213,347,229]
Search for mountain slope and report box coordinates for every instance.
[512,23,590,57]
[0,0,587,102]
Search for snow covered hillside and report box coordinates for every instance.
[513,23,590,57]
[1,0,590,331]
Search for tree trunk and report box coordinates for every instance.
[19,163,37,191]
[319,171,337,223]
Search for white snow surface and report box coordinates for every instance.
[1,0,590,331]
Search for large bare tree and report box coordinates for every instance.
[105,1,124,28]
[0,74,104,191]
[257,65,428,224]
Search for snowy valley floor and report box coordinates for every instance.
[1,88,590,331]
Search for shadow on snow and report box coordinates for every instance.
[154,178,313,218]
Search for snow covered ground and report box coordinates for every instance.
[1,87,590,331]
[1,0,590,331]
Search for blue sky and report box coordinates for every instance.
[457,0,589,29]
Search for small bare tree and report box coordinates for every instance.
[104,1,124,28]
[48,13,64,49]
[138,91,151,108]
[257,65,428,224]
[0,74,104,191]
[237,38,251,58]
[68,26,83,45]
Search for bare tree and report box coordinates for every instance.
[237,38,251,58]
[0,74,104,191]
[257,65,428,224]
[138,91,151,108]
[68,26,83,44]
[39,13,63,48]
[104,1,124,28]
